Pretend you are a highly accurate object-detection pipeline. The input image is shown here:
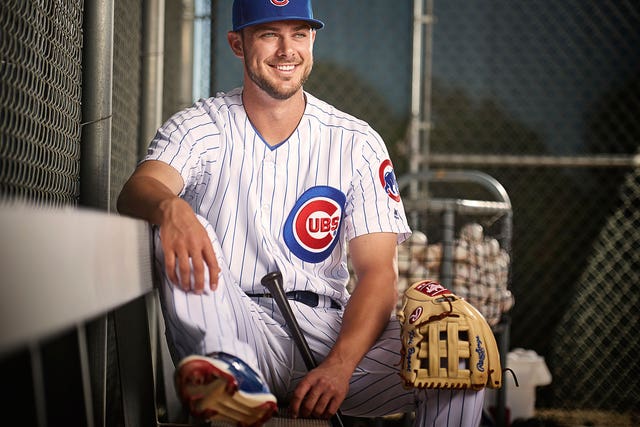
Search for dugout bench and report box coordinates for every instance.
[0,203,376,427]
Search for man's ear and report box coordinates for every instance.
[227,31,243,57]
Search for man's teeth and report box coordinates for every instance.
[277,65,295,71]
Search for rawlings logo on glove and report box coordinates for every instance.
[398,280,502,390]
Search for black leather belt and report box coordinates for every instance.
[247,290,341,309]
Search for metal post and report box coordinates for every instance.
[409,0,424,201]
[180,0,195,107]
[86,316,108,427]
[409,0,434,202]
[115,296,157,426]
[495,315,511,427]
[80,7,114,427]
[30,344,47,427]
[80,0,114,210]
[423,0,434,167]
[210,0,218,93]
[77,324,96,427]
[163,0,195,116]
[440,205,455,289]
[140,0,165,159]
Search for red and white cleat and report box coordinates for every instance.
[175,353,278,427]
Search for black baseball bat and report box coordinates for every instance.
[261,271,345,427]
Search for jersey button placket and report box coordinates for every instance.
[261,156,276,228]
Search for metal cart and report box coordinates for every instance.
[397,169,514,427]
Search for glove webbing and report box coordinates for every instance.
[415,320,473,388]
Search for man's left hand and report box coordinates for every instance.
[289,361,350,419]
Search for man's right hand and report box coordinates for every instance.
[158,197,220,292]
[117,160,220,292]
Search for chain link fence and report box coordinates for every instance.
[304,1,640,422]
[110,0,142,212]
[419,2,640,418]
[550,167,639,413]
[0,0,83,206]
[1,1,143,425]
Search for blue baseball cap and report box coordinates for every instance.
[232,0,324,31]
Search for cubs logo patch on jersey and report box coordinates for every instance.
[283,186,346,263]
[379,159,401,202]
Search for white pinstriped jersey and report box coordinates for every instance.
[145,87,411,306]
[147,88,486,425]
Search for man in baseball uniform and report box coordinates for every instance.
[118,0,486,425]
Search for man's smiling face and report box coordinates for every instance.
[236,20,316,100]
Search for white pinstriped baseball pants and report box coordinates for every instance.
[154,216,485,426]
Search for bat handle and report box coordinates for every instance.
[261,272,318,370]
[260,272,345,427]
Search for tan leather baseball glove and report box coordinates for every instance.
[398,280,502,390]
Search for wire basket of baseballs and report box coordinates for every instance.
[397,223,514,326]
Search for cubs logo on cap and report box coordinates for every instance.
[233,0,325,31]
[283,186,345,263]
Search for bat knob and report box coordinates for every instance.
[261,271,283,290]
[260,271,282,286]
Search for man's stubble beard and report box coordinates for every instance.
[246,60,313,100]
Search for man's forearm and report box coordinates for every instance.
[325,270,398,372]
[117,175,182,225]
